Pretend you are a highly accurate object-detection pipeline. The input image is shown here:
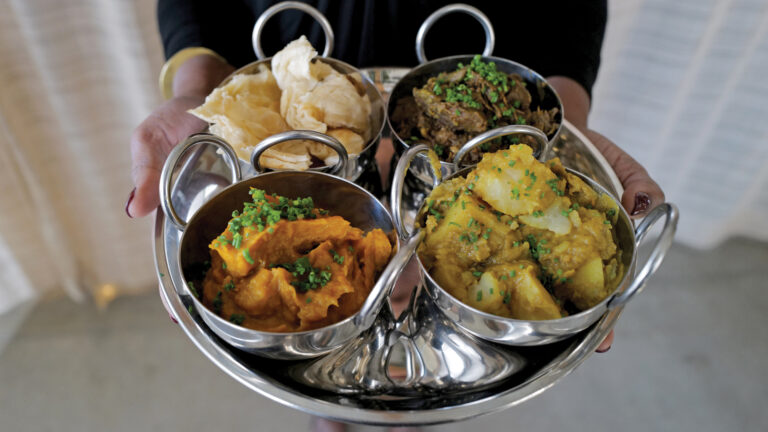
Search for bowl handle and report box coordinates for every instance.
[160,133,242,230]
[453,125,552,168]
[416,3,495,64]
[390,144,442,239]
[607,203,679,309]
[252,1,334,60]
[249,130,348,176]
[355,230,425,329]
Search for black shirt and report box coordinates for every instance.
[158,0,607,97]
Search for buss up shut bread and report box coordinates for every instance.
[190,36,372,170]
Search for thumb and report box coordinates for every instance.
[583,129,665,218]
[127,97,207,218]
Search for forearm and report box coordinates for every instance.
[547,76,591,131]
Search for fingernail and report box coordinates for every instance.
[596,345,612,353]
[169,314,178,324]
[631,192,651,216]
[125,188,135,218]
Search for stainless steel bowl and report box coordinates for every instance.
[391,141,678,346]
[387,55,562,182]
[384,3,562,193]
[218,57,385,184]
[212,1,387,184]
[159,134,417,359]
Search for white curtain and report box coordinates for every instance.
[0,0,765,323]
[592,0,768,249]
[0,0,163,320]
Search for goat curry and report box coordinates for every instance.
[392,55,560,164]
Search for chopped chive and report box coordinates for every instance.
[187,281,198,298]
[243,249,254,265]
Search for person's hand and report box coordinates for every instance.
[548,76,666,353]
[587,129,666,353]
[126,95,208,218]
[581,129,665,219]
[580,129,665,354]
[126,53,234,218]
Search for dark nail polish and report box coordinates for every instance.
[125,188,136,218]
[631,192,651,216]
[596,345,611,353]
[169,314,178,324]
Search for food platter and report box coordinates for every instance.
[153,113,628,427]
[151,2,677,426]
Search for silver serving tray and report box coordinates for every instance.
[153,68,624,426]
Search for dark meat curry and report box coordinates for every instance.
[392,55,559,164]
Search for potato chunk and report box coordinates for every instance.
[473,144,560,216]
[466,264,563,320]
[518,197,572,235]
[555,256,610,310]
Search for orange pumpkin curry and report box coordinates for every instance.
[199,189,392,332]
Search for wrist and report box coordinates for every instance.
[158,47,235,100]
[172,53,235,99]
[546,76,590,131]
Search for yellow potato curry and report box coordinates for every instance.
[200,189,392,332]
[418,144,624,320]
